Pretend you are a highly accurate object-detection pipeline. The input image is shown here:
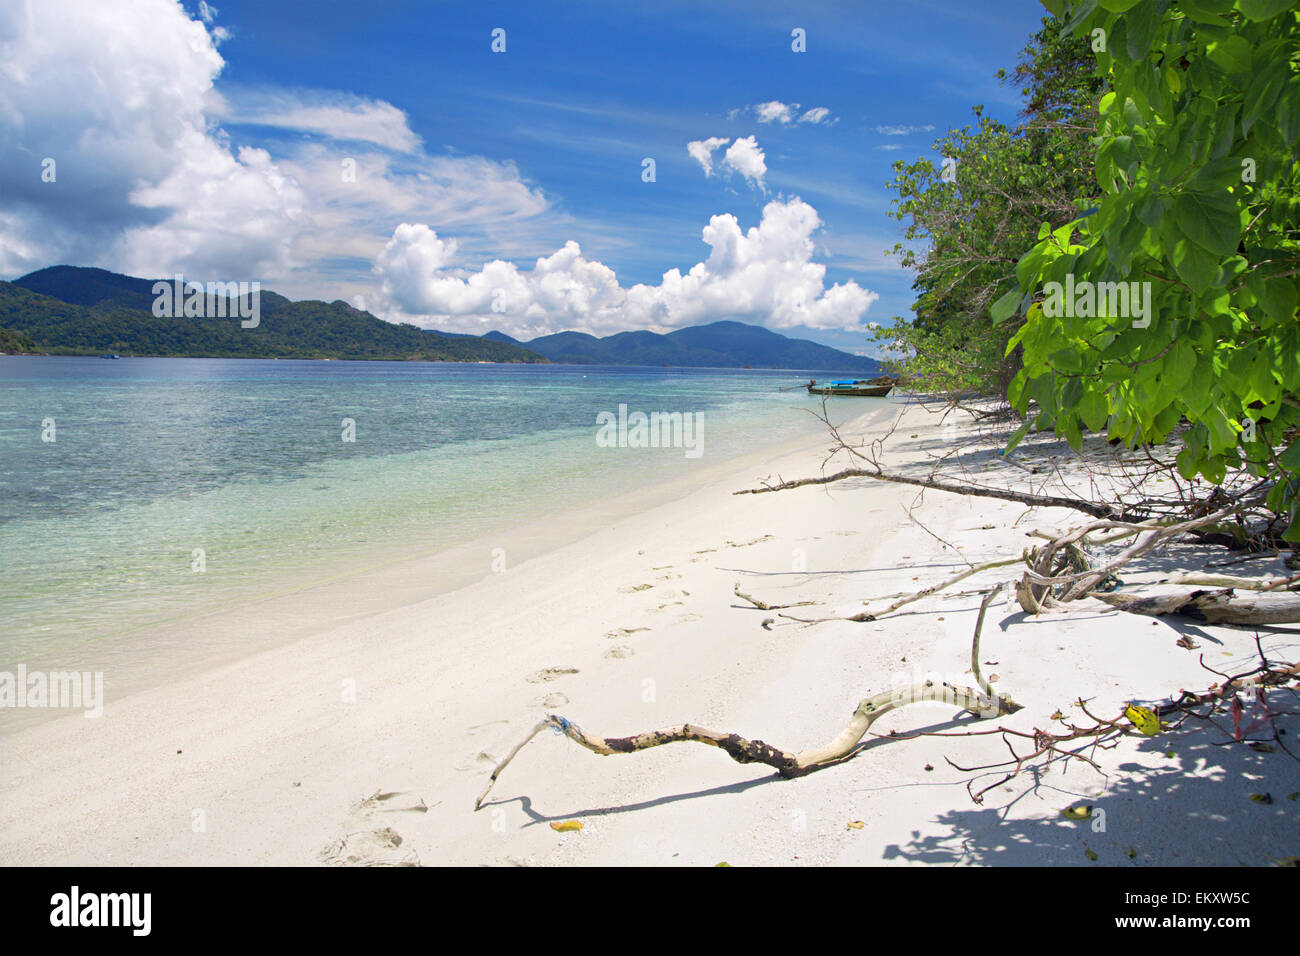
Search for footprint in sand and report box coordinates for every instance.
[677,612,702,623]
[318,790,428,867]
[618,583,654,593]
[453,750,500,772]
[605,645,634,659]
[526,666,579,683]
[531,692,569,708]
[604,626,650,639]
[319,827,418,867]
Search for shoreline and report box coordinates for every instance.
[2,397,1294,867]
[0,400,889,732]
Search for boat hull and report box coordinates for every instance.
[806,384,891,397]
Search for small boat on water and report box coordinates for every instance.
[806,377,892,397]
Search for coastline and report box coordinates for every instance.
[1,397,1294,866]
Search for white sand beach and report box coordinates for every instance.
[1,398,1296,867]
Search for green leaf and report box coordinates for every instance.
[1252,274,1298,326]
[1078,389,1110,432]
[990,287,1022,325]
[1171,238,1220,295]
[1178,0,1234,23]
[1098,0,1144,10]
[1278,78,1300,147]
[1242,60,1288,135]
[1237,0,1296,21]
[1206,35,1252,73]
[1171,188,1241,256]
[1166,337,1198,389]
[1005,419,1033,454]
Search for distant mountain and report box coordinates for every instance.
[3,265,880,371]
[1,266,546,363]
[485,320,880,372]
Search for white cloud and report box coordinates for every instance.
[722,136,766,190]
[741,101,835,126]
[0,0,295,278]
[373,198,877,336]
[874,124,934,136]
[0,0,549,294]
[754,100,797,124]
[686,136,729,176]
[211,87,421,152]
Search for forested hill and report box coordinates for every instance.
[0,267,546,362]
[3,266,880,371]
[481,320,881,371]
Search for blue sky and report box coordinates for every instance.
[0,0,1049,354]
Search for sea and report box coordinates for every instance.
[0,356,885,675]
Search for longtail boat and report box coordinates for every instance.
[806,377,892,397]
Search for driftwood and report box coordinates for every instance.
[736,466,1124,520]
[732,584,816,611]
[1092,588,1300,626]
[474,589,1020,809]
[779,555,1022,624]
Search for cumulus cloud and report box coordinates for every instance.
[686,136,729,176]
[0,0,296,278]
[754,100,797,124]
[874,123,935,136]
[373,198,878,336]
[722,136,766,190]
[0,0,549,295]
[375,225,624,338]
[687,136,766,190]
[737,101,834,125]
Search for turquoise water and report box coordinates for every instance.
[0,357,878,660]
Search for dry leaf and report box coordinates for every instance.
[550,820,584,832]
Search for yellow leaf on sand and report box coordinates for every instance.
[715,862,731,867]
[847,820,866,830]
[1060,805,1092,821]
[1124,704,1161,736]
[550,820,583,832]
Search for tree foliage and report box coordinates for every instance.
[872,18,1106,397]
[998,0,1300,536]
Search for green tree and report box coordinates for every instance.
[873,17,1106,398]
[997,0,1300,536]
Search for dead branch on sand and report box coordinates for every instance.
[474,589,1020,810]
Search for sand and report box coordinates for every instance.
[1,398,1296,867]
